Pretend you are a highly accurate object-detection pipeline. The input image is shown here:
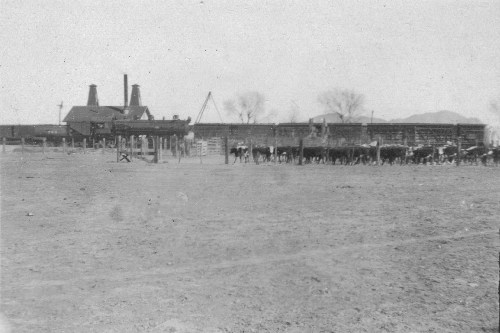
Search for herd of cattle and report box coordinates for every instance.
[230,144,500,166]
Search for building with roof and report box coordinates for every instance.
[64,82,153,138]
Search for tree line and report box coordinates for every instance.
[224,88,365,124]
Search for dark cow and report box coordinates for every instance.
[442,145,458,164]
[328,147,349,165]
[325,146,369,165]
[253,146,273,164]
[354,146,371,165]
[463,146,487,165]
[491,147,500,166]
[303,147,325,164]
[277,146,298,163]
[379,146,407,165]
[230,146,249,163]
[412,146,435,164]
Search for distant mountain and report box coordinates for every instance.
[390,110,483,124]
[310,110,483,124]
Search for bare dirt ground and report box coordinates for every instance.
[1,149,499,332]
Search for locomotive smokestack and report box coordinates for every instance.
[87,84,99,106]
[130,84,142,106]
[124,74,128,108]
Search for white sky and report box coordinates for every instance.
[0,0,499,124]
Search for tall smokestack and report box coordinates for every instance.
[124,74,128,108]
[87,84,99,106]
[130,84,142,106]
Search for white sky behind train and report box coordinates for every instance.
[0,0,499,125]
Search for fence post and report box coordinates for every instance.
[116,136,121,162]
[225,136,229,164]
[62,138,66,153]
[153,136,159,163]
[102,138,106,153]
[83,138,86,154]
[160,137,164,160]
[92,138,95,149]
[159,136,163,161]
[177,137,182,163]
[376,136,381,166]
[172,135,176,157]
[432,144,436,165]
[249,139,253,162]
[2,137,5,153]
[71,138,75,150]
[130,135,134,161]
[152,135,156,155]
[21,137,25,154]
[42,138,46,154]
[299,138,303,165]
[457,138,461,166]
[274,136,278,165]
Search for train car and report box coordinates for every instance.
[0,125,16,139]
[0,124,70,145]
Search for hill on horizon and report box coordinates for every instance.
[311,110,483,124]
[389,110,482,124]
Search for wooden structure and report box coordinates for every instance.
[112,119,190,163]
[366,123,484,147]
[191,122,486,149]
[112,119,189,137]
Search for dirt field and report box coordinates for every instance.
[1,149,499,332]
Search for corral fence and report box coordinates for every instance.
[0,136,123,155]
[187,122,500,166]
[191,122,487,153]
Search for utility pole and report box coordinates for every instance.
[57,101,64,125]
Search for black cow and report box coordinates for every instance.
[463,146,487,165]
[491,148,500,166]
[230,146,249,163]
[253,146,273,163]
[380,146,407,165]
[328,147,349,165]
[277,146,298,163]
[442,145,458,164]
[412,146,435,164]
[354,146,371,165]
[303,147,325,164]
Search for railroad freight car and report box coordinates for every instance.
[0,124,69,145]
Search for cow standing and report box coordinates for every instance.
[230,146,248,163]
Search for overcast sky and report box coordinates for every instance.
[1,0,499,125]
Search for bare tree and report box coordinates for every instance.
[317,88,365,123]
[224,91,266,124]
